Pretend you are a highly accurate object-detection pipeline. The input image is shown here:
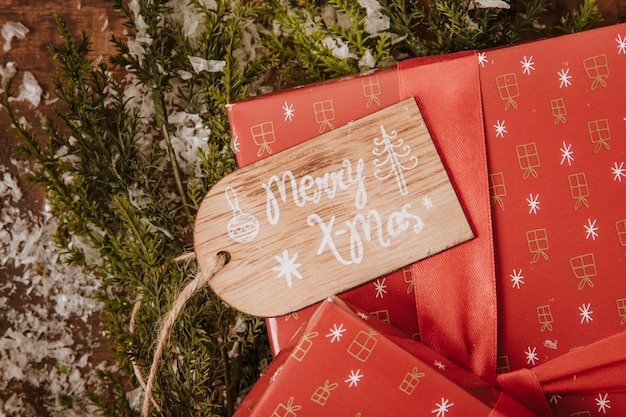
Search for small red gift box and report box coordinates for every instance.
[235,297,537,417]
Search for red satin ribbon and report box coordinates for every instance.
[398,52,626,416]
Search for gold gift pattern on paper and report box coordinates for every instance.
[496,73,519,110]
[403,265,414,294]
[290,331,319,362]
[616,298,626,325]
[570,412,592,417]
[616,219,626,256]
[250,121,276,158]
[362,75,382,108]
[516,142,540,179]
[570,253,596,290]
[527,228,549,263]
[348,328,378,362]
[310,380,339,406]
[568,172,590,210]
[272,396,302,417]
[489,172,506,209]
[550,98,567,124]
[587,118,611,153]
[313,99,335,133]
[583,54,609,90]
[496,355,510,373]
[398,367,425,395]
[537,305,554,332]
[370,309,390,324]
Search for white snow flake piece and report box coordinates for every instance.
[2,21,29,52]
[8,71,43,107]
[579,303,594,324]
[520,55,535,74]
[231,135,240,153]
[431,397,455,417]
[526,193,540,215]
[596,393,611,414]
[475,0,510,8]
[477,52,488,67]
[510,269,525,289]
[272,250,303,288]
[326,323,346,343]
[617,34,626,54]
[543,339,558,350]
[494,120,507,138]
[422,195,434,210]
[188,56,226,73]
[282,101,295,121]
[525,346,539,365]
[611,161,626,181]
[373,277,387,298]
[434,360,446,370]
[558,68,572,88]
[560,141,574,166]
[345,369,363,387]
[584,218,599,240]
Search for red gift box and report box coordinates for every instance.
[235,297,537,417]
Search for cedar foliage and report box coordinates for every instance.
[1,0,602,415]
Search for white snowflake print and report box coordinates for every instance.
[433,360,446,370]
[525,346,539,366]
[584,218,599,240]
[431,398,454,417]
[373,278,387,298]
[477,52,488,67]
[596,393,611,414]
[357,311,369,320]
[520,55,535,74]
[493,120,507,138]
[579,303,594,324]
[326,323,346,343]
[526,193,540,215]
[611,161,626,181]
[549,395,562,404]
[422,195,434,210]
[269,365,284,383]
[282,101,295,121]
[558,68,572,88]
[231,135,240,153]
[345,369,363,387]
[617,34,626,54]
[272,250,303,288]
[510,269,525,289]
[560,141,574,166]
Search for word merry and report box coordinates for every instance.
[307,204,425,265]
[262,158,367,225]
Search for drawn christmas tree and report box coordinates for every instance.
[372,125,419,195]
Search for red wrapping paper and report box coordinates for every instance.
[234,297,537,417]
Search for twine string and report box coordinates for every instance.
[140,251,229,417]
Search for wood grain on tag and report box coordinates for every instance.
[194,98,473,316]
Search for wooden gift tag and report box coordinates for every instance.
[194,98,473,316]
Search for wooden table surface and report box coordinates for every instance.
[1,0,625,415]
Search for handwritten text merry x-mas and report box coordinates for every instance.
[261,157,424,265]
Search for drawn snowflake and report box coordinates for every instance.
[560,141,574,166]
[526,193,540,215]
[558,68,572,88]
[373,278,387,298]
[357,311,369,320]
[272,250,302,288]
[282,101,295,121]
[520,55,535,74]
[433,360,446,370]
[422,195,434,210]
[231,135,240,153]
[617,34,626,54]
[431,398,454,417]
[345,369,363,387]
[584,218,599,240]
[579,303,594,324]
[326,323,346,343]
[525,346,539,366]
[477,52,488,67]
[611,161,626,182]
[494,120,507,138]
[596,393,611,414]
[510,269,525,289]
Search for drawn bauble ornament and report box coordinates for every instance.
[225,186,259,243]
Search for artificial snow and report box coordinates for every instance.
[2,22,29,53]
[7,71,43,108]
[188,56,226,73]
[321,36,356,60]
[357,0,390,34]
[474,0,511,9]
[0,62,17,92]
